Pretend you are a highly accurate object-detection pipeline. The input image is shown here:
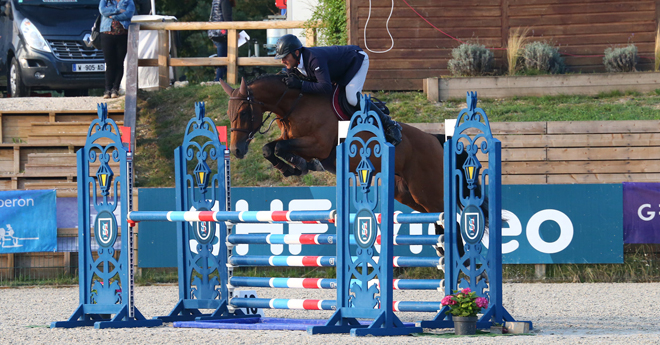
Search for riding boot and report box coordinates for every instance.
[372,104,402,146]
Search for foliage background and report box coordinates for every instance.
[305,0,347,46]
[155,0,280,82]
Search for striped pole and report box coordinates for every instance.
[227,234,444,246]
[228,255,444,268]
[231,298,444,313]
[230,276,444,290]
[127,210,335,224]
[127,210,444,225]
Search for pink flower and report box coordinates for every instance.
[441,295,454,306]
[461,288,471,294]
[475,297,489,308]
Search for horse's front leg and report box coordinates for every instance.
[274,137,327,176]
[262,141,303,177]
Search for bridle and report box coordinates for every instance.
[229,82,304,142]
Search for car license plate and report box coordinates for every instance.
[73,63,106,72]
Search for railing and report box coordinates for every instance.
[136,21,317,87]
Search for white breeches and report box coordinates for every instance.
[346,51,369,107]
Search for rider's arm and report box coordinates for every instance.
[301,57,333,95]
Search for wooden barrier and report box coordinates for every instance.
[410,120,660,184]
[135,20,319,87]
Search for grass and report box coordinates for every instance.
[507,27,530,75]
[0,274,78,287]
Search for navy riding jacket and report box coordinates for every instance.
[294,45,365,95]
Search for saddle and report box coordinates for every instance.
[332,85,390,121]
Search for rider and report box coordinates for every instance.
[274,34,402,146]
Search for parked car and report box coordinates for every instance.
[0,0,105,97]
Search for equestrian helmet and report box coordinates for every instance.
[274,34,303,60]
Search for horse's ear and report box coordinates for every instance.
[239,77,248,96]
[218,78,234,96]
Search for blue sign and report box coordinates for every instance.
[623,182,660,244]
[502,184,622,264]
[0,190,57,253]
[138,184,623,267]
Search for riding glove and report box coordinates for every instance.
[285,75,303,89]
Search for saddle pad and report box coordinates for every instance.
[332,86,351,121]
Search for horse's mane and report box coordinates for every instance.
[247,73,286,86]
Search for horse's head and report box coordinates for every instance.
[219,77,265,159]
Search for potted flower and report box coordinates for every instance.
[441,288,489,335]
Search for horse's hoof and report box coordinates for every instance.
[307,159,325,172]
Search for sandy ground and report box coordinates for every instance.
[1,283,659,344]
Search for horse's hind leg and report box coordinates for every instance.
[262,141,302,177]
[394,176,425,212]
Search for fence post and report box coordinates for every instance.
[7,254,14,280]
[305,28,317,47]
[227,29,238,84]
[158,29,170,89]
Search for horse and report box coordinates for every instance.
[219,75,461,254]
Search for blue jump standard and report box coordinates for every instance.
[173,317,417,331]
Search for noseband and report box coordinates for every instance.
[229,83,304,142]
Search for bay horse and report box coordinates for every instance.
[219,75,462,254]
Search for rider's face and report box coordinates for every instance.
[281,51,299,70]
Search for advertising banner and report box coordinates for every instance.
[0,190,57,253]
[55,197,123,252]
[623,182,660,244]
[138,184,623,267]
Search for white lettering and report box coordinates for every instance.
[234,200,283,255]
[638,204,655,221]
[526,210,573,254]
[287,199,331,255]
[501,210,522,254]
[0,198,33,207]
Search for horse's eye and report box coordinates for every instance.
[240,110,248,117]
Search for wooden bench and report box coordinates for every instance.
[24,152,121,175]
[0,109,124,144]
[27,121,124,145]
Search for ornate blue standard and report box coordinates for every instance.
[51,104,162,329]
[419,92,527,329]
[308,94,423,336]
[156,103,250,322]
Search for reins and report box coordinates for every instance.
[229,83,303,142]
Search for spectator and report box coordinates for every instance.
[208,0,235,82]
[99,0,135,99]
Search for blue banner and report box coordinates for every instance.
[501,184,622,264]
[138,184,623,267]
[623,182,660,244]
[0,190,57,253]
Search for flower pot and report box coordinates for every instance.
[453,316,478,335]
